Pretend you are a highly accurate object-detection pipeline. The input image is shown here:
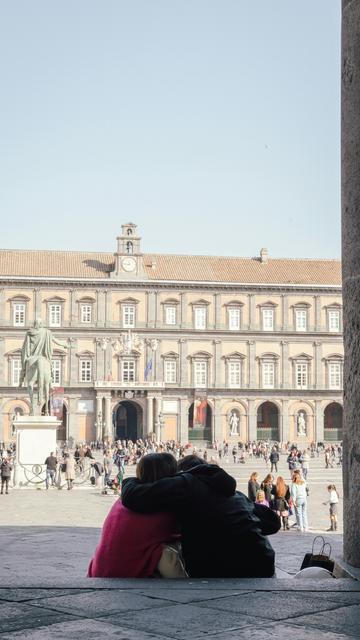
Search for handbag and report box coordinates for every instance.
[300,536,334,573]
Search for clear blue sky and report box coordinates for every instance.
[0,1,341,259]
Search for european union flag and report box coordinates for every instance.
[144,358,153,380]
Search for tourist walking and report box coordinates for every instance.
[272,476,291,531]
[247,471,260,502]
[291,470,309,532]
[0,457,12,494]
[324,484,339,531]
[44,451,57,489]
[64,453,75,490]
[270,447,279,473]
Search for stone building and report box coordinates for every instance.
[0,223,343,446]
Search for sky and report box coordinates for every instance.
[0,1,341,259]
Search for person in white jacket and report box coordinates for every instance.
[291,470,309,532]
[323,484,339,531]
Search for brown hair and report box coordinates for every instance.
[136,453,177,483]
[177,455,206,472]
[292,470,305,485]
[249,472,259,482]
[262,473,273,486]
[276,476,287,498]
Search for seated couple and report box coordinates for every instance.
[88,453,280,579]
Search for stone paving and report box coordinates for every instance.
[0,451,358,638]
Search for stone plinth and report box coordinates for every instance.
[13,416,60,487]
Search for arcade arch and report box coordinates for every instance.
[113,400,143,441]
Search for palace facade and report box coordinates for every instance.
[0,223,343,445]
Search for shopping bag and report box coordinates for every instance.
[300,536,334,573]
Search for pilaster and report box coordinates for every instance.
[213,340,222,388]
[179,339,188,386]
[281,340,289,389]
[214,293,221,330]
[315,400,324,443]
[105,291,112,327]
[180,292,188,329]
[247,340,256,388]
[96,290,106,327]
[213,397,222,443]
[314,341,322,389]
[179,397,188,443]
[281,294,289,331]
[248,294,256,330]
[248,398,257,440]
[281,399,290,442]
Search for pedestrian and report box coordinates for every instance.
[324,484,339,531]
[261,473,275,507]
[291,469,309,532]
[255,489,269,507]
[0,457,12,494]
[300,449,310,480]
[272,476,291,531]
[232,446,237,463]
[44,451,57,489]
[64,453,75,490]
[247,471,260,502]
[269,447,279,473]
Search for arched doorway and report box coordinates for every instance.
[324,402,343,442]
[257,401,280,441]
[188,402,212,443]
[113,401,142,441]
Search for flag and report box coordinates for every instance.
[144,358,153,381]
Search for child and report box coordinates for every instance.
[324,484,339,531]
[255,489,269,507]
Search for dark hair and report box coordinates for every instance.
[136,453,177,482]
[177,455,206,472]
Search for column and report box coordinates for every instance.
[313,341,322,389]
[213,340,222,388]
[248,294,256,330]
[96,290,106,327]
[34,289,41,322]
[105,291,112,327]
[155,291,162,328]
[281,399,290,443]
[281,294,289,331]
[180,292,188,329]
[214,293,221,329]
[213,397,222,443]
[179,397,188,443]
[104,395,112,440]
[247,340,256,388]
[179,338,188,386]
[314,400,324,444]
[70,289,77,326]
[281,341,289,389]
[147,395,154,435]
[247,399,257,440]
[314,295,321,332]
[69,338,78,385]
[0,338,5,385]
[95,396,103,441]
[342,0,360,567]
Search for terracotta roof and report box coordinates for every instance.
[0,249,341,286]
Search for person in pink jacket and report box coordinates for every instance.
[88,453,186,578]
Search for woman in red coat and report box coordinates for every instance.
[88,453,184,578]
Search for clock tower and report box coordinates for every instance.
[111,223,148,279]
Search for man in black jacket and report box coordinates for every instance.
[121,455,280,578]
[270,448,280,473]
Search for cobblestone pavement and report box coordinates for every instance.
[0,451,355,638]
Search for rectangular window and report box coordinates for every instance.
[81,304,92,323]
[262,308,274,331]
[122,359,136,382]
[296,363,308,389]
[295,309,307,331]
[329,363,341,389]
[51,359,62,385]
[165,306,177,325]
[13,303,25,326]
[228,308,240,331]
[328,310,340,332]
[49,304,61,327]
[123,305,135,328]
[80,360,92,382]
[262,362,275,388]
[11,359,21,386]
[164,360,177,383]
[194,361,207,387]
[229,361,241,387]
[194,307,206,330]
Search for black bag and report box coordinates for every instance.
[300,536,334,573]
[90,476,96,486]
[60,463,66,473]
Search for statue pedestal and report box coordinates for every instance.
[13,416,60,488]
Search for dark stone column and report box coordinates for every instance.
[342,0,360,568]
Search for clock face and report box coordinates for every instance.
[122,257,136,272]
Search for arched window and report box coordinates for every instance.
[126,241,133,254]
